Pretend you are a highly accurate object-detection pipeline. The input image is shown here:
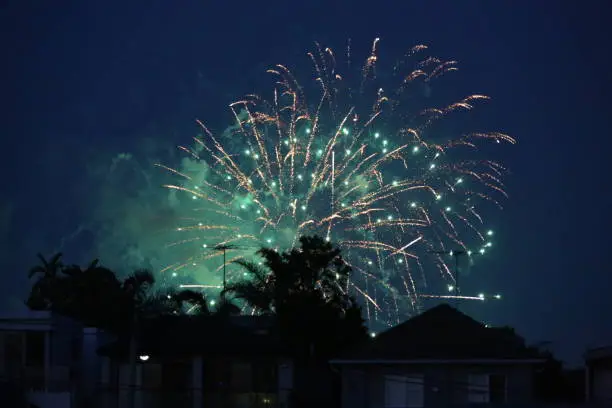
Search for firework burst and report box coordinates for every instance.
[157,39,514,325]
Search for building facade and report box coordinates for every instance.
[0,310,76,407]
[332,304,544,408]
[96,315,295,408]
[585,346,612,405]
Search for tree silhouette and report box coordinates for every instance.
[26,253,66,310]
[25,255,220,330]
[224,235,368,361]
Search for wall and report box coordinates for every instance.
[0,313,118,407]
[96,355,295,408]
[28,391,72,408]
[340,363,536,408]
[587,361,612,405]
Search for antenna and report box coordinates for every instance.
[202,243,258,295]
[213,244,238,294]
[430,249,466,307]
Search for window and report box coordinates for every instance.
[384,374,424,408]
[468,374,489,403]
[141,363,162,389]
[489,374,507,403]
[252,362,277,393]
[203,358,229,391]
[25,331,45,368]
[230,362,252,392]
[162,361,191,391]
[3,332,24,375]
[71,335,82,361]
[467,374,507,403]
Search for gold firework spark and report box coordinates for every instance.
[157,39,513,324]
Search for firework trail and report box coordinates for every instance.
[157,39,514,325]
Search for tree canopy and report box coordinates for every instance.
[27,236,368,360]
[224,235,368,360]
[25,253,233,332]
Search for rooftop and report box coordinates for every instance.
[333,304,542,362]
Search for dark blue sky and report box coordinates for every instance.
[2,0,610,364]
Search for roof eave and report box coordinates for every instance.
[330,358,546,365]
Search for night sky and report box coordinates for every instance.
[1,1,610,365]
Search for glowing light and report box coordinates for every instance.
[139,355,150,361]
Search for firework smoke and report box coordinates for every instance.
[154,39,513,325]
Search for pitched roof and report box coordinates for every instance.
[333,304,541,362]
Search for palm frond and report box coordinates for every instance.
[28,266,45,279]
[49,252,63,267]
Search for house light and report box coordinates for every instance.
[139,355,150,362]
